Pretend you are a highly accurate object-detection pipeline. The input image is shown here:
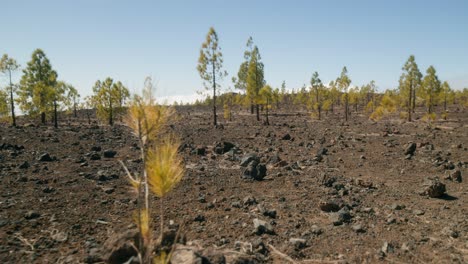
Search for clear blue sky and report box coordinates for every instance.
[2,0,467,102]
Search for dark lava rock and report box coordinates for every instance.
[24,211,41,220]
[103,150,117,158]
[243,161,267,181]
[91,146,102,152]
[289,238,307,250]
[223,141,235,152]
[405,142,417,156]
[18,161,30,169]
[90,153,101,160]
[38,153,54,162]
[317,147,328,156]
[419,177,446,198]
[101,229,140,264]
[253,218,274,235]
[281,133,292,140]
[319,200,342,212]
[447,169,462,182]
[329,207,352,226]
[240,153,259,167]
[195,146,206,156]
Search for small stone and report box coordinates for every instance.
[281,133,292,140]
[413,209,425,216]
[103,187,115,194]
[253,218,274,235]
[352,224,365,233]
[25,211,41,220]
[289,238,306,249]
[310,225,323,235]
[240,153,259,167]
[243,196,257,206]
[52,231,68,242]
[194,215,205,222]
[43,186,56,193]
[387,217,397,224]
[329,207,351,226]
[381,241,394,254]
[442,227,459,238]
[91,146,102,152]
[38,153,54,162]
[390,204,404,210]
[405,142,417,156]
[103,150,117,158]
[18,161,30,169]
[319,200,341,212]
[317,147,328,156]
[90,153,101,160]
[448,170,462,182]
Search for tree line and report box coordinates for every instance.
[196,27,468,126]
[0,49,130,127]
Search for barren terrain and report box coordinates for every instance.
[0,106,467,263]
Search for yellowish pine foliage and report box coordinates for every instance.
[146,138,184,198]
[125,96,173,144]
[133,208,150,242]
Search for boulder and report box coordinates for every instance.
[419,177,446,198]
[243,161,267,181]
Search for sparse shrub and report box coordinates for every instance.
[365,101,374,113]
[370,92,396,121]
[422,112,436,122]
[399,111,408,120]
[441,112,448,120]
[370,106,385,121]
[120,77,184,263]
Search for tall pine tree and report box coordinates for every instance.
[18,49,58,124]
[197,27,227,127]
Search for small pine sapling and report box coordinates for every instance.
[120,77,184,264]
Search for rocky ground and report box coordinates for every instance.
[0,106,467,263]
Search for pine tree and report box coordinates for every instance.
[399,55,422,121]
[197,27,227,127]
[246,46,265,121]
[310,71,324,120]
[259,85,273,125]
[51,81,69,128]
[336,67,351,121]
[422,66,441,114]
[0,90,8,121]
[18,49,58,124]
[91,77,122,126]
[0,54,20,126]
[440,81,451,112]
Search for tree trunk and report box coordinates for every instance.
[54,99,58,128]
[265,100,269,125]
[444,94,447,112]
[408,85,412,122]
[345,93,349,122]
[41,112,46,124]
[212,62,217,127]
[412,87,416,113]
[250,102,254,114]
[316,88,321,120]
[109,99,113,126]
[74,101,77,118]
[9,70,16,127]
[256,104,260,121]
